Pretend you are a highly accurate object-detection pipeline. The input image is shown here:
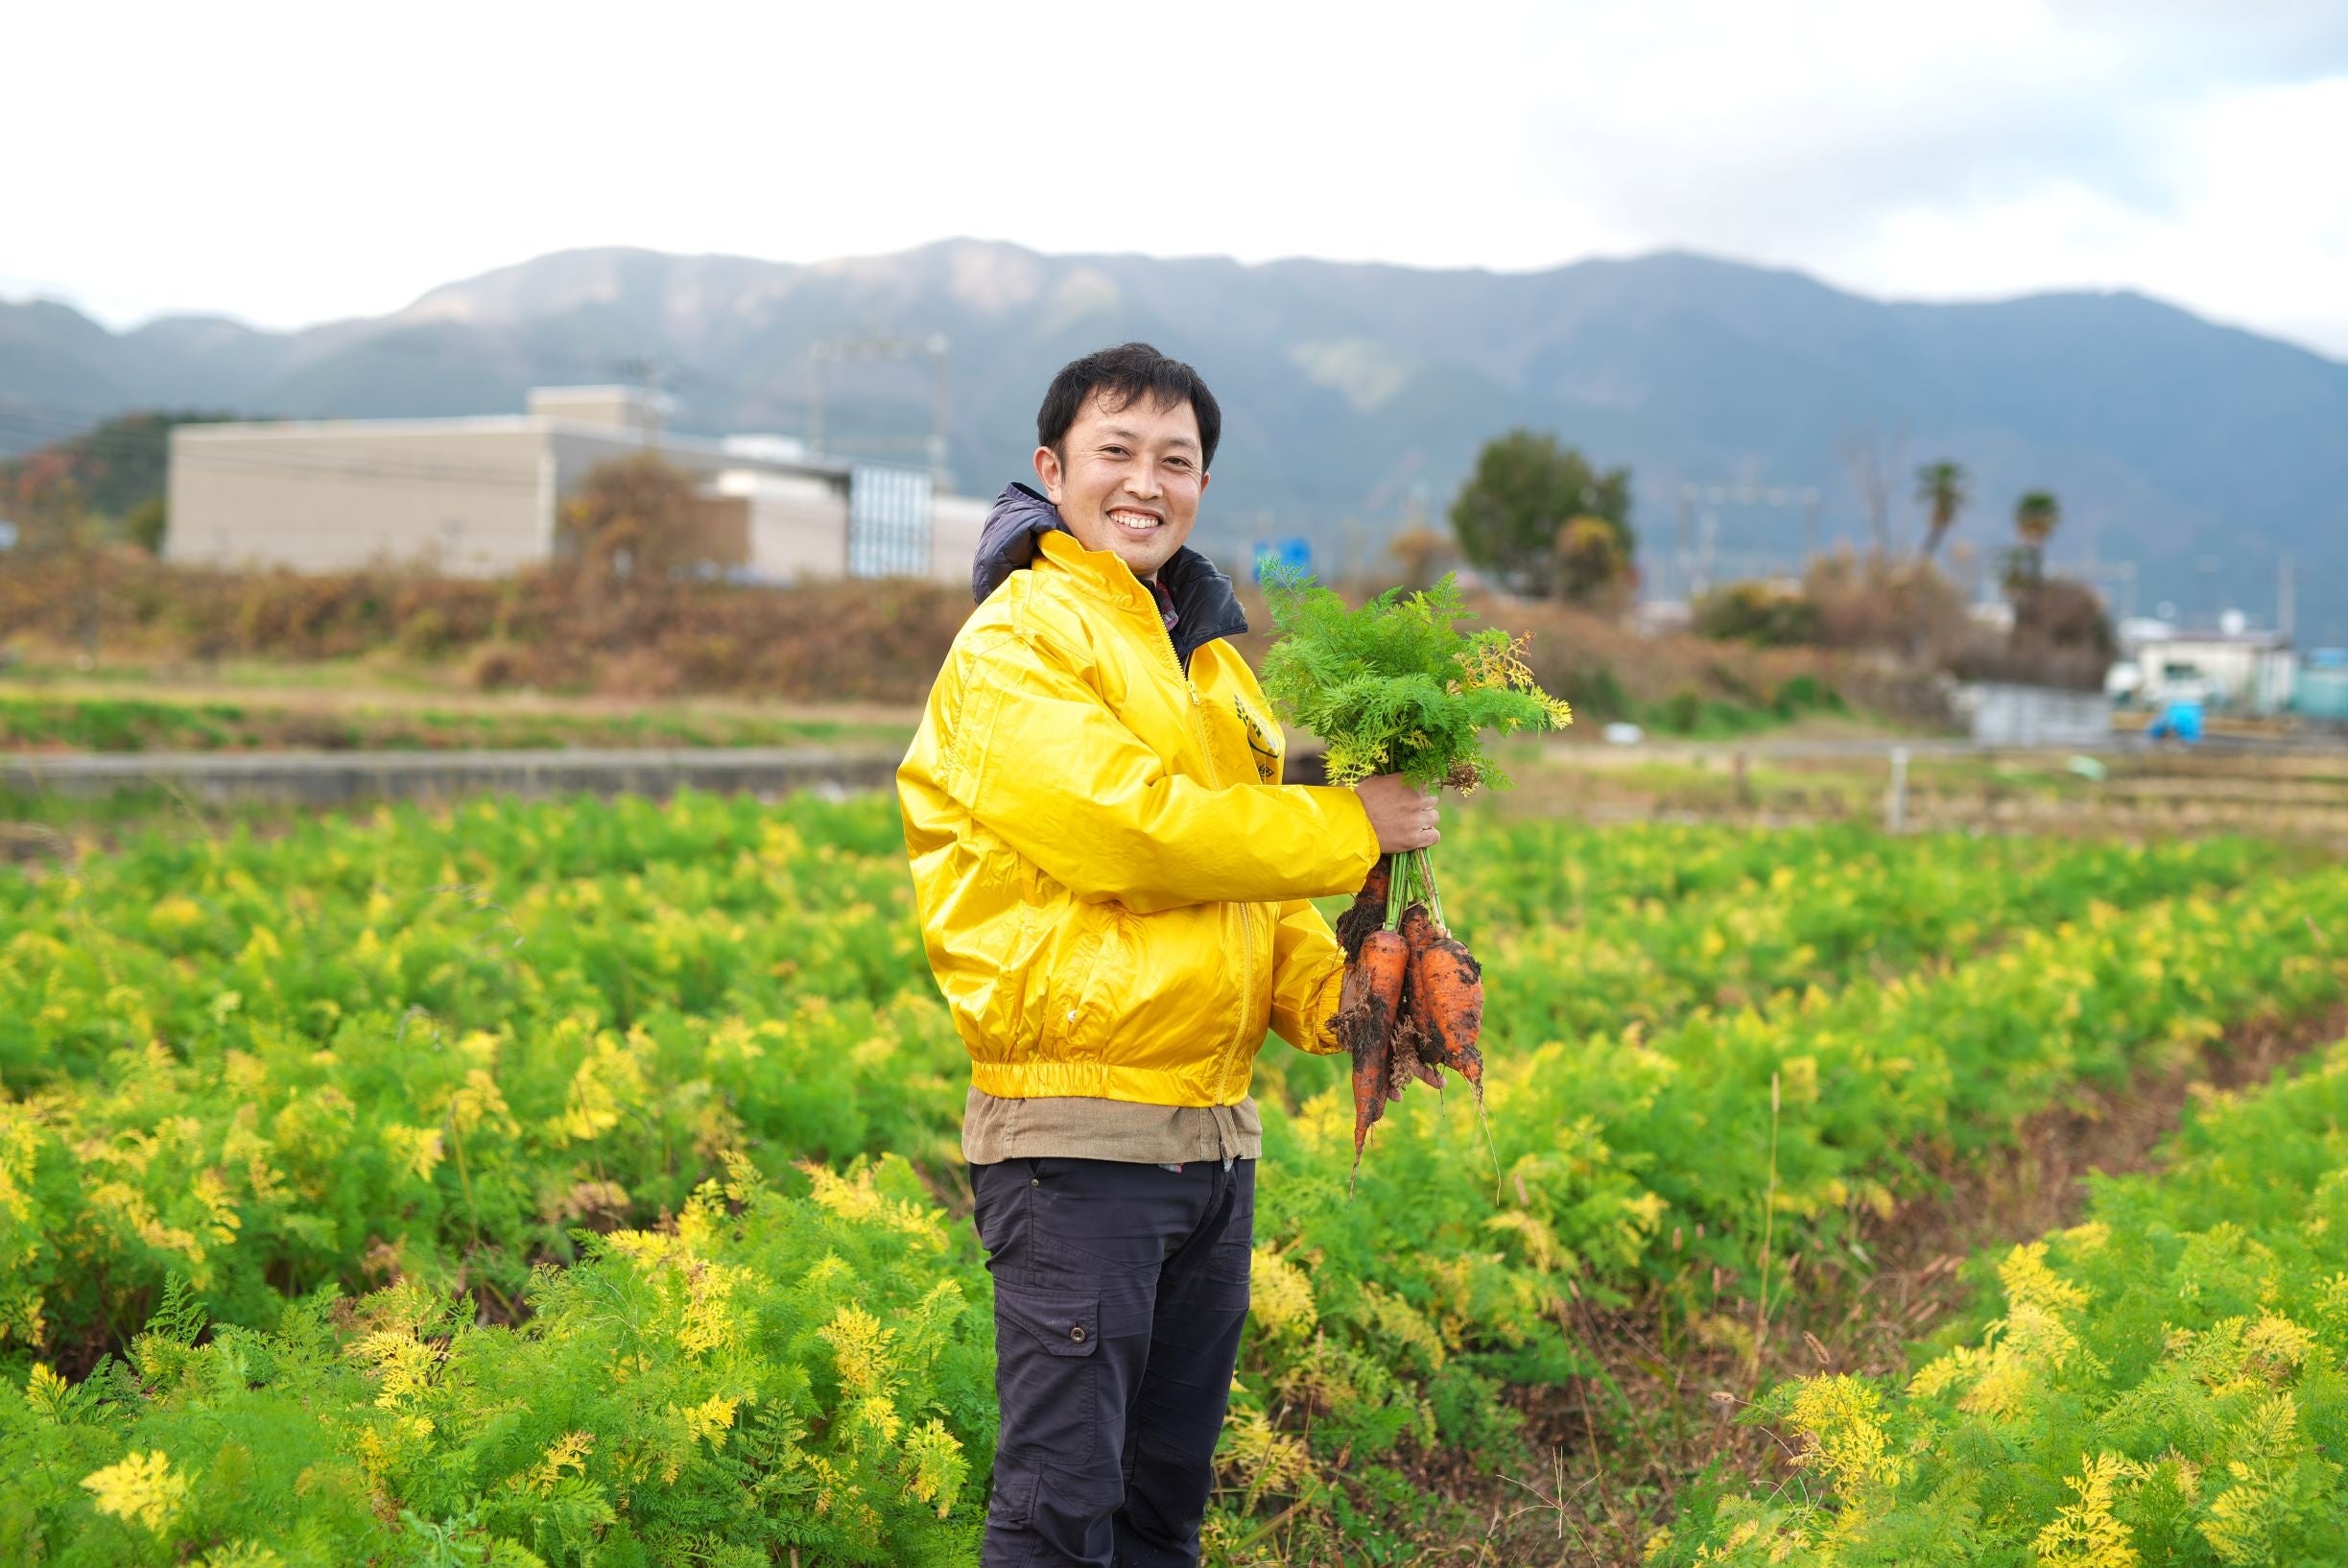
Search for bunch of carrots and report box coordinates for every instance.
[1334,849,1484,1167]
[1252,565,1570,1171]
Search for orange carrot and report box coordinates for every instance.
[1392,902,1448,1092]
[1345,928,1410,1159]
[1398,902,1437,962]
[1412,936,1485,1088]
[1336,856,1393,962]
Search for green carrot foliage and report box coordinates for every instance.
[1254,566,1572,789]
[0,785,2332,1562]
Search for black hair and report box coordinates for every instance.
[1036,343,1221,472]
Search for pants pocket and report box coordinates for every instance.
[992,1284,1102,1467]
[984,1463,1037,1536]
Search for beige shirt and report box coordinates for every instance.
[961,1086,1262,1165]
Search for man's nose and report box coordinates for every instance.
[1124,466,1164,500]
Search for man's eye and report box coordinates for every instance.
[1165,458,1191,471]
[1102,445,1128,458]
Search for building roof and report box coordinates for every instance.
[173,410,853,481]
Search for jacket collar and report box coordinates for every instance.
[971,482,1247,668]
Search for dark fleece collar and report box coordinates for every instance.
[969,483,1247,669]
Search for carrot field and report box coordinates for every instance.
[4,790,2344,1565]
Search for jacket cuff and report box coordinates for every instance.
[1300,963,1350,1057]
[1307,785,1383,894]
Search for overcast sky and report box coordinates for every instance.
[9,0,2346,358]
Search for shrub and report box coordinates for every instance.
[1693,581,1821,647]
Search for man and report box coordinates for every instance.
[897,343,1438,1567]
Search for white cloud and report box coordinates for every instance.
[1828,76,2348,353]
[2,0,2341,356]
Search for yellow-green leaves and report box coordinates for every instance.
[82,1449,189,1532]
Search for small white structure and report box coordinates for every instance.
[1965,600,2017,635]
[2114,615,2294,713]
[1959,682,2113,748]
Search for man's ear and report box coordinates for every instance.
[1032,444,1064,504]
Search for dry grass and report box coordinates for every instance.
[5,550,1954,728]
[0,546,973,703]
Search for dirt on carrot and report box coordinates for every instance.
[1336,856,1391,962]
[1341,927,1410,1161]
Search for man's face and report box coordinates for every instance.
[1034,390,1209,580]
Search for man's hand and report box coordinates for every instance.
[1355,773,1439,855]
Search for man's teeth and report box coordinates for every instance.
[1109,511,1159,530]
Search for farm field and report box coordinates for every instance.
[1,790,2344,1565]
[1669,1027,2348,1565]
[1503,741,2348,851]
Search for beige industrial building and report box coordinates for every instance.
[166,387,988,584]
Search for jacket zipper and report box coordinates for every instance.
[1152,597,1252,1094]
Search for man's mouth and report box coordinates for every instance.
[1106,508,1163,537]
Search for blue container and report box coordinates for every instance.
[2295,668,2348,722]
[2147,700,2205,742]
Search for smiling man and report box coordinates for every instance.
[896,343,1439,1566]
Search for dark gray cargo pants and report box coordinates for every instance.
[967,1154,1254,1568]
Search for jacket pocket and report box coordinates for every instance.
[1046,907,1122,1061]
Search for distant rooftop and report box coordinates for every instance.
[2118,613,2289,650]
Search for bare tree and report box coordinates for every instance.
[1838,425,1906,558]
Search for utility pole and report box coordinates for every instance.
[612,354,674,448]
[1675,484,1695,602]
[2279,556,2295,642]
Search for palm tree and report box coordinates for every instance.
[1914,461,1968,560]
[2004,489,2062,595]
[2014,490,2060,549]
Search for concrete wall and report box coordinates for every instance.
[930,492,989,586]
[704,469,850,581]
[1,745,901,807]
[1964,681,2113,748]
[168,419,554,576]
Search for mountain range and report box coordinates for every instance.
[4,240,2343,642]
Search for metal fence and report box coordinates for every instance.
[846,463,932,579]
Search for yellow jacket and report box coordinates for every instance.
[898,525,1380,1106]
